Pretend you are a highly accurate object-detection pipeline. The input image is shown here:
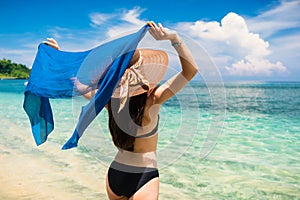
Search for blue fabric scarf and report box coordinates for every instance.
[23,25,149,149]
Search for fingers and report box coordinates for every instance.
[158,23,167,36]
[147,21,158,35]
[147,21,154,28]
[43,38,60,50]
[47,38,58,45]
[147,21,166,40]
[158,23,163,30]
[147,21,157,39]
[43,38,57,45]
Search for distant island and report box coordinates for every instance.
[0,58,31,79]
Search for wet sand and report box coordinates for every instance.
[0,123,107,200]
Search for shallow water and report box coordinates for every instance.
[0,80,299,199]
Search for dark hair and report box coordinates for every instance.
[107,92,148,151]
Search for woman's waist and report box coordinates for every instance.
[113,149,157,168]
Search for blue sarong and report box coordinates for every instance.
[23,25,149,149]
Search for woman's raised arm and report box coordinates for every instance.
[147,22,198,105]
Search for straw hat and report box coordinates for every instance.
[112,49,168,105]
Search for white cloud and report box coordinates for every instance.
[47,27,74,39]
[106,7,146,37]
[0,48,36,68]
[177,12,287,76]
[243,0,300,79]
[4,3,297,80]
[268,32,300,74]
[85,7,147,38]
[89,13,114,27]
[8,7,148,58]
[121,7,146,26]
[246,0,300,37]
[226,55,286,76]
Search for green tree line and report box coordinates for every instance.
[0,58,31,79]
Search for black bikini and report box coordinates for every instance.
[108,116,159,198]
[108,161,159,198]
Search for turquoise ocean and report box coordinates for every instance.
[0,79,299,199]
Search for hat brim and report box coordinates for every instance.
[112,49,168,98]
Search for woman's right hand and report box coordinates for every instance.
[43,38,60,50]
[147,21,181,45]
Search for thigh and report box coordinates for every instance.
[130,177,159,200]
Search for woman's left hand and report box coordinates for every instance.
[43,38,60,50]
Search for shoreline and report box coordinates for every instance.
[0,77,27,80]
[1,78,299,83]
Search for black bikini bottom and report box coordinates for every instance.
[108,161,159,198]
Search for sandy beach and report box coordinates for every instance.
[0,131,189,200]
[0,146,107,200]
[0,118,108,200]
[0,117,189,200]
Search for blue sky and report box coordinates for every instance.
[1,0,299,81]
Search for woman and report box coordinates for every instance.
[45,22,198,200]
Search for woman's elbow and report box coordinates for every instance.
[183,67,198,81]
[191,67,198,78]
